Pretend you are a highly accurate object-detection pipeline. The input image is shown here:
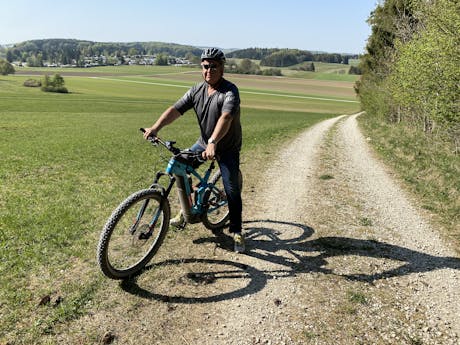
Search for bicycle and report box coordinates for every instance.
[97,129,242,279]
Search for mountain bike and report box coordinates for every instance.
[97,129,241,279]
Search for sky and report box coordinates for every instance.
[1,0,379,54]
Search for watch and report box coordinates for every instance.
[208,137,217,145]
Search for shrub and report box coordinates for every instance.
[41,74,68,93]
[23,79,42,87]
[295,62,315,72]
[261,68,282,76]
[0,59,15,75]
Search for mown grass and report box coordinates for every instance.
[358,114,460,251]
[283,62,360,82]
[226,58,360,82]
[0,70,357,343]
[13,64,188,76]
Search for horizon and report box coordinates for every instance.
[0,38,361,56]
[0,0,378,55]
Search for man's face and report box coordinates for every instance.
[201,59,224,86]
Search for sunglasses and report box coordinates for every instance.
[201,63,218,71]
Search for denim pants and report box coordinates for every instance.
[190,142,242,233]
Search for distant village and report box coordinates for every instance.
[11,54,194,68]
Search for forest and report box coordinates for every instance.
[356,0,459,149]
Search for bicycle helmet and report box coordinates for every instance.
[201,48,226,63]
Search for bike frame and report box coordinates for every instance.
[139,128,226,223]
[151,155,217,217]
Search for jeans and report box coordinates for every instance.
[190,142,242,233]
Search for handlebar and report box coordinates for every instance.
[140,128,181,155]
[139,128,206,164]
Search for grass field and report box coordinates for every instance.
[0,66,359,343]
[224,58,361,82]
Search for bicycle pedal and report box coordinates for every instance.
[176,221,187,230]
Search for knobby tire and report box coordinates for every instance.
[97,189,170,279]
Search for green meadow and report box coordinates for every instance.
[0,66,359,342]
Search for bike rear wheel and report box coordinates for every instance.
[201,169,242,230]
[97,189,170,279]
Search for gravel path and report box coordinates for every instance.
[210,116,346,345]
[54,113,460,345]
[337,114,460,341]
[211,113,460,344]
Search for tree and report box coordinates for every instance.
[388,0,459,132]
[224,59,261,75]
[128,47,138,57]
[26,53,43,67]
[261,51,299,67]
[357,0,419,79]
[6,50,14,62]
[154,53,169,66]
[185,52,199,64]
[355,0,419,121]
[53,74,65,88]
[0,59,15,75]
[239,59,258,74]
[357,0,459,148]
[348,65,362,75]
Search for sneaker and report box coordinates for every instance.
[233,233,246,253]
[170,211,185,228]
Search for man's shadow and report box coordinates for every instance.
[121,219,460,302]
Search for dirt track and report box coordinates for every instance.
[56,113,460,344]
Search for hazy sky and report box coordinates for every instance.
[1,0,378,54]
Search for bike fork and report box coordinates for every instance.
[132,196,164,240]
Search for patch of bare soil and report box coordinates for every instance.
[47,113,459,345]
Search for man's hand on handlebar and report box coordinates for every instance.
[202,143,216,161]
[142,127,158,140]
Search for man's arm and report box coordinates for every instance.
[203,111,233,160]
[143,106,181,139]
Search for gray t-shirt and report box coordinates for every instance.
[174,79,242,152]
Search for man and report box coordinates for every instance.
[143,48,244,253]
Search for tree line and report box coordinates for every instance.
[227,48,358,67]
[224,58,282,76]
[5,39,359,71]
[5,39,202,66]
[356,0,459,149]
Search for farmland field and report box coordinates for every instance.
[0,65,359,343]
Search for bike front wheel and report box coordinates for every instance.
[201,169,242,230]
[97,189,170,279]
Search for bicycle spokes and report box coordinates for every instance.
[101,192,168,276]
[208,188,227,209]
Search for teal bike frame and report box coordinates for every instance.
[142,128,226,225]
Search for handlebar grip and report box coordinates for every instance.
[140,128,159,145]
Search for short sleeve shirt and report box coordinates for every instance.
[174,78,242,152]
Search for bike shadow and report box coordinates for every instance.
[242,219,460,283]
[120,219,460,303]
[120,257,268,304]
